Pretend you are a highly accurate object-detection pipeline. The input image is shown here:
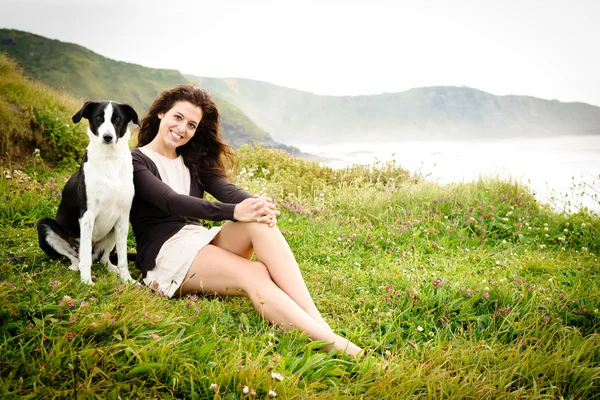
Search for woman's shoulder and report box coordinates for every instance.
[131,148,158,172]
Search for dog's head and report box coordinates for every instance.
[72,101,140,145]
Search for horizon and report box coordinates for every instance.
[1,0,599,107]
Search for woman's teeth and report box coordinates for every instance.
[170,130,182,140]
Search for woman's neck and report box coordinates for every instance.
[143,140,178,160]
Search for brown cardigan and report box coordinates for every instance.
[130,149,252,277]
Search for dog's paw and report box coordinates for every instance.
[107,263,119,274]
[81,278,95,286]
[120,274,135,284]
[69,262,80,271]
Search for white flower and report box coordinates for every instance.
[271,372,284,381]
[242,386,249,394]
[210,383,218,392]
[269,389,277,397]
[582,223,586,228]
[417,326,424,332]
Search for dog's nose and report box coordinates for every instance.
[102,134,113,143]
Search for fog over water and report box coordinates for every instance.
[299,136,600,214]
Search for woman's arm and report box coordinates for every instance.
[133,157,238,221]
[206,176,280,225]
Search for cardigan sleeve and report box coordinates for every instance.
[132,151,239,221]
[205,175,253,204]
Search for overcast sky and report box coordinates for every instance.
[1,0,599,106]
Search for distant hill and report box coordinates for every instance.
[188,76,600,146]
[0,29,297,150]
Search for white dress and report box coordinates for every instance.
[139,148,221,298]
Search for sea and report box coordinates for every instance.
[298,135,600,215]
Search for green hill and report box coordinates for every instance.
[0,29,292,150]
[0,53,86,167]
[188,76,600,145]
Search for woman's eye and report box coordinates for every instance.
[189,124,196,129]
[175,115,182,120]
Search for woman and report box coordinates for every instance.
[130,85,361,356]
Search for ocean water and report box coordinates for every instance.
[299,135,600,214]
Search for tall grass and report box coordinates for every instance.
[0,53,87,168]
[1,145,599,399]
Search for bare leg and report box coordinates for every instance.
[179,244,361,356]
[210,221,331,330]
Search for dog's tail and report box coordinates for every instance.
[37,218,79,259]
[109,252,137,265]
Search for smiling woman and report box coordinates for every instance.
[130,84,362,356]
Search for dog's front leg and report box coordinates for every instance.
[78,211,95,285]
[114,217,134,283]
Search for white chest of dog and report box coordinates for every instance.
[37,101,139,285]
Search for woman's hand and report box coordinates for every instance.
[234,195,280,226]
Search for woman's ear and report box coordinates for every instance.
[158,112,164,120]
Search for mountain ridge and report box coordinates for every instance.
[188,77,600,146]
[0,29,300,152]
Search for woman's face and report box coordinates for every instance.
[156,101,203,154]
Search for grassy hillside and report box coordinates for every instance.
[0,29,285,150]
[0,53,86,167]
[1,145,599,398]
[189,76,600,145]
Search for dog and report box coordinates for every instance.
[37,101,139,285]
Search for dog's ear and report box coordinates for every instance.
[121,104,140,127]
[72,101,98,124]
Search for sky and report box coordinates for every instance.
[1,0,599,106]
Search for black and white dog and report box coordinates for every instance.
[37,101,139,285]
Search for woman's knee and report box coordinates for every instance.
[242,261,274,290]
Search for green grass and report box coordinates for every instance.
[1,145,599,399]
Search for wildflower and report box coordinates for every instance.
[466,289,474,297]
[432,278,442,287]
[135,282,142,288]
[385,285,393,292]
[210,383,218,392]
[582,223,586,228]
[150,333,160,340]
[62,295,76,308]
[482,292,490,300]
[69,316,77,324]
[66,332,75,340]
[564,229,569,234]
[50,281,58,288]
[416,326,424,332]
[243,386,250,394]
[268,389,277,397]
[271,372,284,381]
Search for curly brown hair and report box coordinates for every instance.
[136,85,234,184]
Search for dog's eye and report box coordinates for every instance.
[114,117,122,123]
[95,115,102,121]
